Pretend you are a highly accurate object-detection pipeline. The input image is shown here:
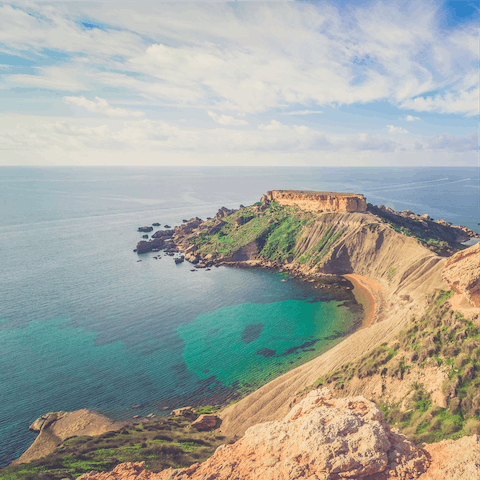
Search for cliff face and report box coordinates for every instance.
[263,190,367,212]
[442,242,480,308]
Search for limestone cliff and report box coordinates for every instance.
[76,389,480,480]
[263,190,367,212]
[442,242,480,308]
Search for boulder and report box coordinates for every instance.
[215,207,235,220]
[190,415,219,431]
[138,226,153,232]
[152,230,174,239]
[136,238,165,254]
[185,253,199,264]
[171,406,195,417]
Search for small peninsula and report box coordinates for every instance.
[4,191,479,480]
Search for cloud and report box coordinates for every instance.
[9,67,88,91]
[1,114,476,168]
[419,131,478,152]
[207,111,248,126]
[258,120,289,131]
[64,96,145,117]
[400,88,479,117]
[388,125,409,134]
[283,110,324,115]
[0,2,477,115]
[401,115,420,121]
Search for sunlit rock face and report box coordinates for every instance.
[262,190,368,212]
[442,242,480,308]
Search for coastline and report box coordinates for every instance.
[342,274,385,328]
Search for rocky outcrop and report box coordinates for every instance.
[12,410,122,466]
[170,406,195,417]
[419,434,480,480]
[151,229,174,239]
[190,414,219,431]
[215,206,236,219]
[75,388,433,479]
[138,226,153,233]
[368,204,479,254]
[173,217,203,236]
[442,242,480,307]
[263,190,368,212]
[135,238,167,254]
[74,433,480,480]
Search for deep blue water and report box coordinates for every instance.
[0,166,478,467]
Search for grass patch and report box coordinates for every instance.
[0,417,233,480]
[305,289,479,445]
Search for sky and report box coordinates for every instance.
[0,0,478,166]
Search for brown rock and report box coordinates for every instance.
[190,414,219,431]
[442,242,480,307]
[418,435,480,480]
[171,406,195,417]
[264,190,367,212]
[155,388,428,479]
[74,392,480,480]
[76,462,157,480]
[12,410,121,466]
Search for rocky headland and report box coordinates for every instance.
[4,191,479,479]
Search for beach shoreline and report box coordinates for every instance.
[342,274,385,328]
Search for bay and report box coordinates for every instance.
[0,166,478,467]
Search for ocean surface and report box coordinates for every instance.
[0,166,478,467]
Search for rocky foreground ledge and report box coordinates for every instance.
[78,388,480,480]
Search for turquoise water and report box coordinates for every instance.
[0,166,478,467]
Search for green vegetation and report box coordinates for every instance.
[387,267,397,281]
[0,413,232,480]
[260,215,311,260]
[308,290,480,444]
[373,210,461,255]
[186,204,347,268]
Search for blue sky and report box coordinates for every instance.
[0,0,477,166]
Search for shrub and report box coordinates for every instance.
[153,434,173,441]
[464,418,480,435]
[441,418,461,435]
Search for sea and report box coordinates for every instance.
[0,166,478,467]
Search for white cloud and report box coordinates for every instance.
[283,110,324,115]
[0,114,476,167]
[388,125,409,134]
[401,115,421,121]
[64,96,145,117]
[0,2,476,115]
[400,88,479,117]
[258,120,289,131]
[419,131,478,152]
[207,111,248,126]
[9,67,88,91]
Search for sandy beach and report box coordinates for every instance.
[343,274,385,328]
